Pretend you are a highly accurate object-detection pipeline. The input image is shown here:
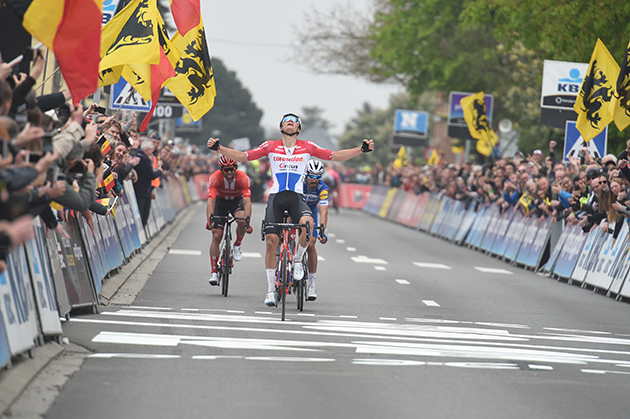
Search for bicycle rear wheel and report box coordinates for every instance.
[297,254,308,311]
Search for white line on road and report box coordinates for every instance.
[346,247,356,252]
[336,239,345,244]
[125,306,173,311]
[168,249,202,255]
[318,255,326,261]
[474,267,514,274]
[396,279,410,285]
[242,252,263,258]
[352,255,388,264]
[374,266,386,271]
[413,262,452,270]
[88,353,181,359]
[380,317,397,321]
[422,300,440,307]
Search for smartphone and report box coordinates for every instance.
[46,166,59,184]
[42,135,54,153]
[129,148,139,157]
[27,151,43,163]
[93,105,107,114]
[1,139,9,159]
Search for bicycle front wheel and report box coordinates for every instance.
[280,249,289,321]
[221,232,231,297]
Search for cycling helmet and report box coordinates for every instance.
[306,159,324,176]
[219,156,237,168]
[279,112,302,131]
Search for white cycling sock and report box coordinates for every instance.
[308,272,316,288]
[266,269,276,293]
[294,243,307,262]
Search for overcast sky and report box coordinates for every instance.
[200,0,402,137]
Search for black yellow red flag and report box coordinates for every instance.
[574,39,619,142]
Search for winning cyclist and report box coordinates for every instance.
[207,112,374,306]
[206,156,253,286]
[303,159,329,301]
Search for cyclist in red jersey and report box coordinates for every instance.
[206,156,253,286]
[207,112,374,306]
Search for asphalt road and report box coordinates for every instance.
[45,202,630,418]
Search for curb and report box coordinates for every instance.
[0,203,199,416]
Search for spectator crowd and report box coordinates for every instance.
[0,50,219,275]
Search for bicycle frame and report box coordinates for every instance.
[261,217,310,321]
[209,213,250,297]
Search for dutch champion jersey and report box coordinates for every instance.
[303,179,329,209]
[246,139,334,194]
[207,170,252,200]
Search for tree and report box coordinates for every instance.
[338,93,411,167]
[300,106,333,131]
[183,58,265,148]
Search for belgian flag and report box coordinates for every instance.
[97,134,112,156]
[99,166,115,192]
[4,0,102,104]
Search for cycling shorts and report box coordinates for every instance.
[264,190,312,236]
[212,197,244,229]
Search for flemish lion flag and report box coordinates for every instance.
[169,0,200,36]
[99,0,161,75]
[4,0,102,104]
[574,39,619,142]
[460,92,498,157]
[609,40,630,132]
[427,149,440,166]
[167,15,216,121]
[393,146,408,168]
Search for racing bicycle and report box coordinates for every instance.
[295,224,326,312]
[209,214,250,297]
[262,212,310,321]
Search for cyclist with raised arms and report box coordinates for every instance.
[303,159,329,301]
[207,112,374,306]
[206,156,253,286]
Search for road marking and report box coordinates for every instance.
[374,266,386,271]
[352,255,388,264]
[396,279,410,285]
[380,317,397,321]
[242,252,262,258]
[168,249,202,256]
[336,239,345,244]
[529,364,553,370]
[422,300,440,307]
[245,357,335,362]
[346,247,356,252]
[318,256,326,261]
[126,306,173,311]
[544,327,611,335]
[88,353,180,359]
[192,355,244,360]
[474,267,514,274]
[339,315,358,319]
[413,262,452,270]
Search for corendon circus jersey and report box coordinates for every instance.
[246,140,334,195]
[207,170,252,200]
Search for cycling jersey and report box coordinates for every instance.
[246,139,334,195]
[207,169,252,200]
[303,179,329,210]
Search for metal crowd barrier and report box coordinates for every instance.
[1,176,199,370]
[343,183,630,303]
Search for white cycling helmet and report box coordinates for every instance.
[306,159,324,176]
[279,112,302,131]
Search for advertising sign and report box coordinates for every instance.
[540,60,588,128]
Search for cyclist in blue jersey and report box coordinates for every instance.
[302,159,329,301]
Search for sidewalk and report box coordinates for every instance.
[0,204,197,417]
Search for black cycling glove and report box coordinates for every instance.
[208,139,220,151]
[361,139,372,153]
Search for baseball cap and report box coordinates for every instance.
[533,149,543,156]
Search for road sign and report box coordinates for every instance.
[563,121,607,162]
[109,79,151,112]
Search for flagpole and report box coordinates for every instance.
[113,89,135,118]
[34,66,60,92]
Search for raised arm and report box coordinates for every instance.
[331,139,374,162]
[207,138,247,162]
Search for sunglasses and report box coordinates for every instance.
[306,173,321,180]
[600,180,608,185]
[283,115,299,123]
[222,167,235,173]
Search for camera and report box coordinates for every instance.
[93,105,106,114]
[26,151,43,163]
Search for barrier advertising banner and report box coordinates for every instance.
[572,229,605,283]
[552,225,588,279]
[584,226,629,290]
[0,247,38,355]
[25,222,62,336]
[0,311,10,368]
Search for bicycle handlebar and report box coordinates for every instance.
[209,214,250,229]
[261,220,311,242]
